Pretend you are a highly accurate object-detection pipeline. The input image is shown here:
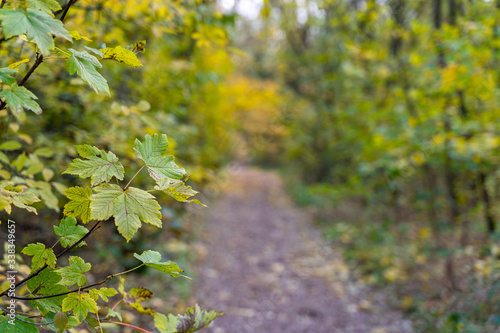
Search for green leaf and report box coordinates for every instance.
[134,134,186,181]
[53,311,69,333]
[11,153,27,171]
[0,141,22,151]
[27,268,69,314]
[0,67,17,85]
[33,147,54,157]
[154,304,222,333]
[154,313,178,333]
[63,186,92,224]
[55,256,91,287]
[62,293,98,322]
[0,315,38,332]
[54,217,89,247]
[22,242,56,270]
[67,49,109,94]
[64,145,124,186]
[107,308,122,321]
[123,287,155,315]
[0,85,41,114]
[113,187,162,241]
[91,184,162,241]
[0,183,40,214]
[88,287,117,302]
[101,46,142,67]
[23,161,43,175]
[84,45,103,58]
[90,183,122,220]
[134,250,183,277]
[0,9,71,55]
[28,0,62,14]
[155,178,206,207]
[0,152,9,164]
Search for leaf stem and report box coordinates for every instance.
[106,321,153,333]
[123,165,146,190]
[112,264,145,277]
[54,47,71,57]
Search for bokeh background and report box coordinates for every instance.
[1,0,500,332]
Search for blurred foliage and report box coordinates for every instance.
[232,0,500,331]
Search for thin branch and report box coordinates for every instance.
[123,165,146,190]
[60,0,75,22]
[0,0,76,112]
[0,305,53,326]
[10,264,144,301]
[105,321,153,333]
[18,53,44,87]
[10,274,113,300]
[0,221,102,297]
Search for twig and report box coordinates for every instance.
[0,0,7,9]
[123,165,146,190]
[0,221,101,297]
[10,274,113,300]
[10,263,144,301]
[105,321,153,333]
[0,305,53,326]
[60,0,75,22]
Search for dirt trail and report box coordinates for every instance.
[194,167,413,333]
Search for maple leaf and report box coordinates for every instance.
[134,250,183,277]
[134,134,186,181]
[63,186,92,223]
[53,217,89,248]
[22,243,56,271]
[55,256,91,287]
[0,67,17,85]
[101,46,142,67]
[91,184,162,241]
[154,304,222,333]
[64,145,124,186]
[27,0,62,14]
[0,9,71,55]
[155,178,206,207]
[0,85,42,114]
[67,49,109,94]
[62,293,98,322]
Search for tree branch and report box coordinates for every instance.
[60,0,75,22]
[10,273,113,300]
[0,221,101,297]
[0,305,53,326]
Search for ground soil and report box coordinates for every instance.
[193,166,414,333]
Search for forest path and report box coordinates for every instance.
[194,167,413,333]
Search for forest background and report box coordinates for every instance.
[0,0,500,332]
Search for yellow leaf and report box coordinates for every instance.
[132,40,146,53]
[8,58,29,70]
[68,30,92,41]
[101,46,142,67]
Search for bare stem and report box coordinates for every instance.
[123,165,146,190]
[106,321,153,333]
